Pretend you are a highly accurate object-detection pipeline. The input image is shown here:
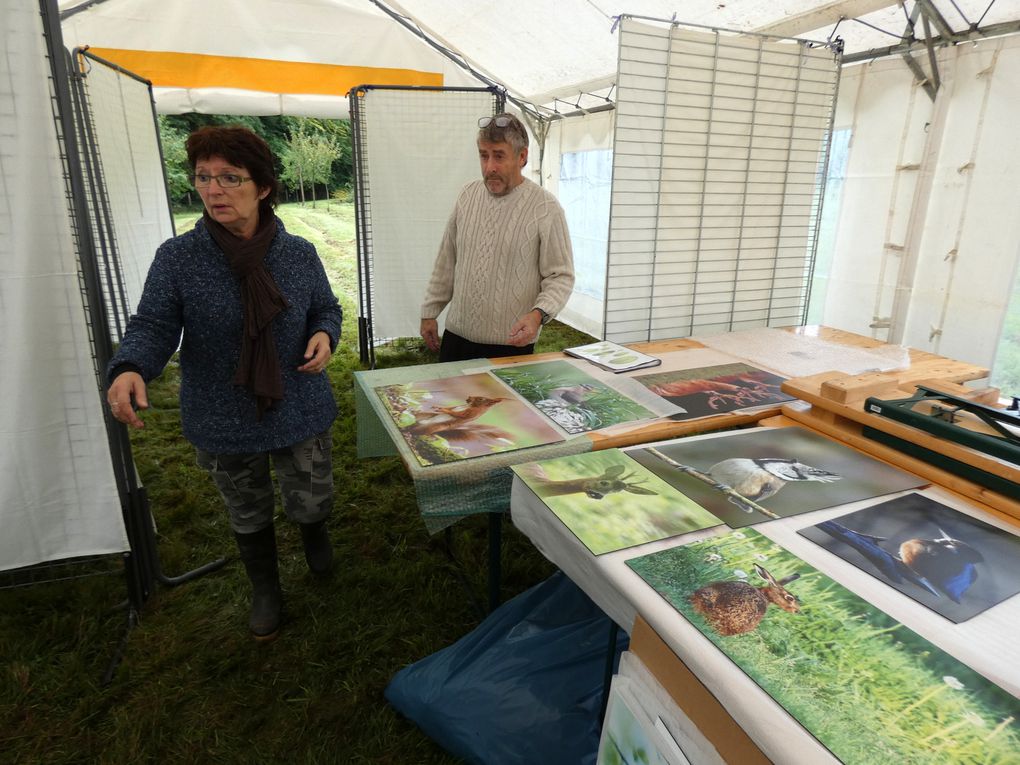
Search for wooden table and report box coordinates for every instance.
[355,325,989,608]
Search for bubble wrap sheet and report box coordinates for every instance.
[354,361,592,534]
[694,328,910,378]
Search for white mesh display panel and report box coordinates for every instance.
[606,19,839,343]
[354,88,499,346]
[0,2,127,571]
[78,52,173,340]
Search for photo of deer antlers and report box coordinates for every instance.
[513,449,719,555]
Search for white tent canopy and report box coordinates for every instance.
[58,0,1020,117]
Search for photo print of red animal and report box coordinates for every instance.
[634,362,795,420]
[375,373,563,466]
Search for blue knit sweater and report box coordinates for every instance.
[107,218,343,454]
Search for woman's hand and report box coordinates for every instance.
[298,331,333,374]
[107,372,149,429]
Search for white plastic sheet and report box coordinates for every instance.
[0,3,128,571]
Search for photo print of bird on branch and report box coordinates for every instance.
[490,360,659,435]
[512,449,720,555]
[374,373,563,466]
[628,427,927,528]
[799,492,1020,623]
[626,529,1020,764]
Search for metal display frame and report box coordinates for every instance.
[1,0,225,682]
[605,17,843,343]
[349,84,504,366]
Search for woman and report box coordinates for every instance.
[106,125,343,641]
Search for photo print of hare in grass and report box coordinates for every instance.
[630,426,927,528]
[513,449,719,555]
[626,529,1020,764]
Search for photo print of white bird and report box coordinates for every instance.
[630,426,927,528]
[708,457,841,502]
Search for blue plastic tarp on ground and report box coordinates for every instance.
[385,572,629,765]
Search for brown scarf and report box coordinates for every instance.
[204,211,289,420]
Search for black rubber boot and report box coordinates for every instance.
[234,526,283,641]
[299,519,333,576]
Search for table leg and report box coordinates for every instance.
[488,511,502,612]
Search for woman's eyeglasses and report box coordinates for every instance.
[478,116,515,129]
[189,173,253,188]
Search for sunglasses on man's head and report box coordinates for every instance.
[478,116,515,129]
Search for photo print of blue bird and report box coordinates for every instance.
[799,492,1020,622]
[629,426,927,528]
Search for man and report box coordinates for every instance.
[420,112,574,361]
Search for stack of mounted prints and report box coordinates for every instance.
[512,449,719,555]
[626,529,1020,764]
[629,426,927,528]
[634,362,795,420]
[374,373,563,467]
[800,492,1020,623]
[491,360,658,434]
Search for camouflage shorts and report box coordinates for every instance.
[195,430,333,534]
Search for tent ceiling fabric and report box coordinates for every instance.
[58,0,1020,116]
[58,0,479,116]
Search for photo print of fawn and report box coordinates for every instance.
[626,528,1020,764]
[513,449,719,555]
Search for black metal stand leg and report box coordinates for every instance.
[102,602,138,686]
[599,621,621,724]
[488,511,502,613]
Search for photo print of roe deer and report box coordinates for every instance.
[375,373,563,466]
[513,449,719,555]
[626,529,1020,764]
[490,360,656,435]
[635,362,795,420]
[800,492,1020,623]
[629,426,927,528]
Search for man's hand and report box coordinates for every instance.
[107,371,148,429]
[420,318,440,352]
[507,309,543,347]
[297,331,333,374]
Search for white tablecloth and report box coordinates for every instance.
[510,429,1020,765]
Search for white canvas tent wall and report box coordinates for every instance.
[55,0,1020,372]
[2,0,129,572]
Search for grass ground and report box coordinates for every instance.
[0,202,596,764]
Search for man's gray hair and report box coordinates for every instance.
[478,112,529,155]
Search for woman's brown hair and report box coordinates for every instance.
[186,125,278,218]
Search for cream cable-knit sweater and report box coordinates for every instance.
[421,178,575,345]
